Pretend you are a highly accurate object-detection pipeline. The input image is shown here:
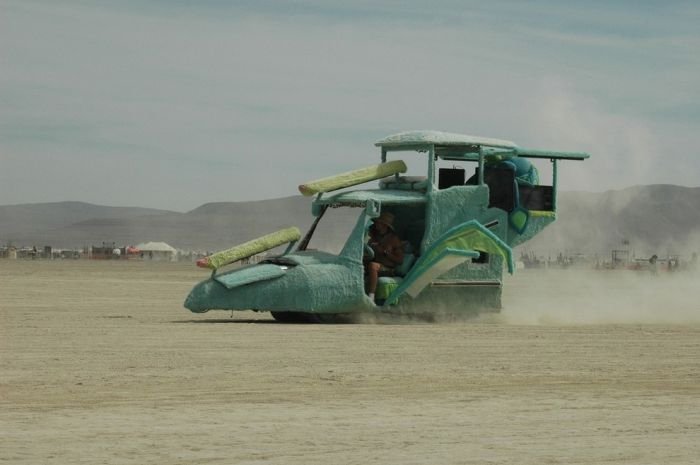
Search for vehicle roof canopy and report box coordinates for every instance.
[376,130,589,161]
[376,130,516,152]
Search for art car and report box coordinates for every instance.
[184,130,589,322]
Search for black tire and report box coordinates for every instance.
[270,311,358,324]
[270,311,318,323]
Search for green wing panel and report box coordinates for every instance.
[421,220,514,273]
[213,264,287,290]
[402,249,479,298]
[384,220,514,305]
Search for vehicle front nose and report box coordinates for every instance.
[183,266,299,313]
[184,279,218,313]
[183,257,370,314]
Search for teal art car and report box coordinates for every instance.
[184,130,588,322]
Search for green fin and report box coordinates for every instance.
[509,207,529,234]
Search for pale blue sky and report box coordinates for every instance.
[1,0,698,210]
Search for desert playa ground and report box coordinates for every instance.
[2,260,699,464]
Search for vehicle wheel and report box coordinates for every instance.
[270,311,355,324]
[270,311,318,323]
[314,313,356,324]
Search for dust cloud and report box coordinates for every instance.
[501,268,700,325]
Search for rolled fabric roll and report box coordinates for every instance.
[197,226,301,270]
[298,160,407,196]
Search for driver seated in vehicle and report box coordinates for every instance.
[364,211,404,301]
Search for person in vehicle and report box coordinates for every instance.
[364,211,404,301]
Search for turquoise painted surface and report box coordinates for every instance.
[186,250,373,314]
[214,263,286,290]
[317,189,426,207]
[375,130,517,150]
[184,130,589,318]
[385,220,514,305]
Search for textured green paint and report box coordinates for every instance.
[214,264,286,289]
[509,207,529,234]
[422,221,513,273]
[198,227,301,270]
[376,277,399,300]
[422,185,490,250]
[427,145,436,193]
[385,220,513,305]
[508,214,556,248]
[184,130,589,319]
[553,159,559,211]
[186,249,374,314]
[315,189,425,208]
[387,284,502,317]
[385,249,479,303]
[298,160,407,196]
[515,148,590,160]
[375,130,517,150]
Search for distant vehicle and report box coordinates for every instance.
[184,130,589,322]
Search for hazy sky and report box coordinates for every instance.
[2,0,699,211]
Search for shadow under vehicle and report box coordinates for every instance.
[185,130,589,322]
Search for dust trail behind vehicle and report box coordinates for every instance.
[501,268,700,325]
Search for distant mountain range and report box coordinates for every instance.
[1,185,699,255]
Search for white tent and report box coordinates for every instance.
[135,241,178,261]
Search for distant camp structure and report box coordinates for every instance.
[134,241,178,261]
[86,241,177,261]
[0,244,81,260]
[0,240,197,262]
[88,242,138,260]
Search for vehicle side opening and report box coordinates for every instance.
[375,204,425,271]
[466,165,516,211]
[518,184,553,211]
[370,204,425,304]
[466,162,554,213]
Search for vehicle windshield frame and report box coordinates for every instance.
[296,204,367,259]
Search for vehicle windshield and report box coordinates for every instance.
[299,206,362,254]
